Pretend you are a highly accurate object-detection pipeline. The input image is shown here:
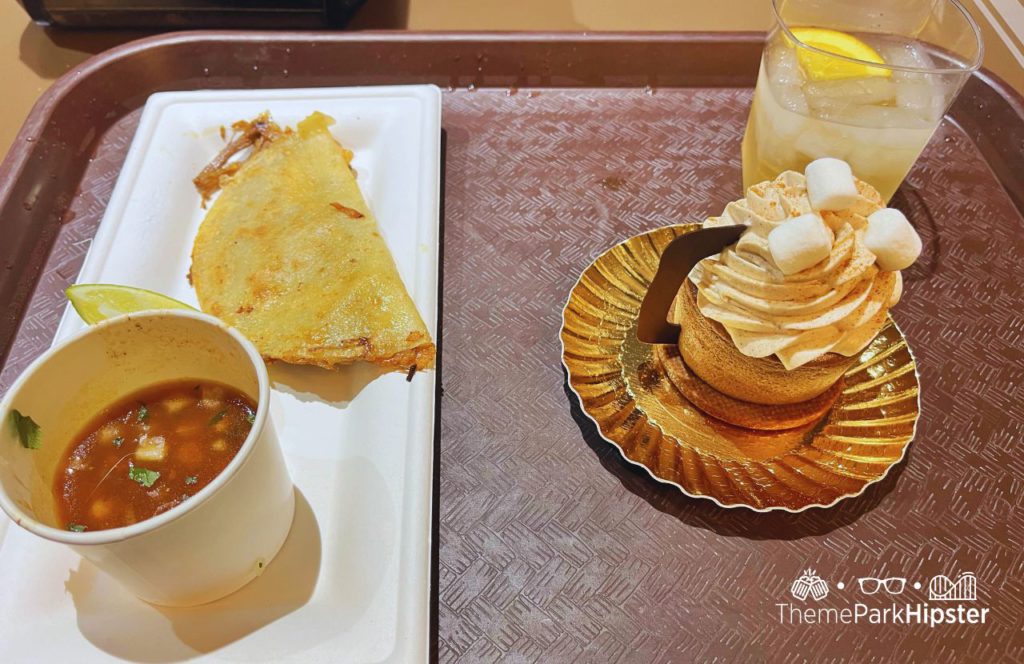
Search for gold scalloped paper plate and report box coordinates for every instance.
[561,225,920,512]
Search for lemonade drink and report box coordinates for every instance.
[743,1,982,202]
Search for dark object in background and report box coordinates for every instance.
[19,0,366,29]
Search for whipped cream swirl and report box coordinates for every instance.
[688,171,903,369]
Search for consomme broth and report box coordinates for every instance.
[54,379,256,532]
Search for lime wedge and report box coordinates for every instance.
[66,284,195,325]
[790,28,891,81]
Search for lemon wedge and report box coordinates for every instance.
[67,284,195,324]
[790,27,891,80]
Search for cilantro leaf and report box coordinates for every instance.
[209,409,227,426]
[9,410,41,450]
[68,523,86,532]
[136,404,149,422]
[185,475,198,486]
[113,436,124,448]
[128,466,160,488]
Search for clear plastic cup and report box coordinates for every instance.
[742,0,983,201]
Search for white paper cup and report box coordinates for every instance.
[0,310,295,606]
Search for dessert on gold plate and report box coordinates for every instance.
[655,343,846,431]
[560,158,923,511]
[669,158,921,427]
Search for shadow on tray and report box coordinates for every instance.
[890,182,941,284]
[66,487,321,662]
[563,379,907,540]
[269,361,385,406]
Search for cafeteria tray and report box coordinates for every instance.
[1,32,1023,662]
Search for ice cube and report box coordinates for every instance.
[756,120,782,157]
[878,42,935,70]
[816,104,932,129]
[761,53,809,116]
[806,96,864,116]
[773,83,810,116]
[767,45,804,86]
[803,78,897,106]
[845,144,888,177]
[794,125,851,161]
[754,80,808,138]
[845,125,930,171]
[894,77,947,122]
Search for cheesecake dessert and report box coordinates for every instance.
[673,158,921,418]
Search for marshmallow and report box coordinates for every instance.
[864,208,922,271]
[889,270,903,306]
[805,158,859,211]
[768,213,833,276]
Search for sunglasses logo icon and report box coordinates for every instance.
[857,577,906,595]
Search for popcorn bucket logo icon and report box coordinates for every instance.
[929,572,977,601]
[791,569,829,601]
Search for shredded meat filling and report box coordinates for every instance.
[193,112,288,206]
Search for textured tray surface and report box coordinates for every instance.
[437,89,1023,661]
[0,34,1022,662]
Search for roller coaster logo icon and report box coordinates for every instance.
[928,572,977,601]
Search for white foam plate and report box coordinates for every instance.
[0,85,441,663]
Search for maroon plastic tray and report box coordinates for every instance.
[2,32,1023,662]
